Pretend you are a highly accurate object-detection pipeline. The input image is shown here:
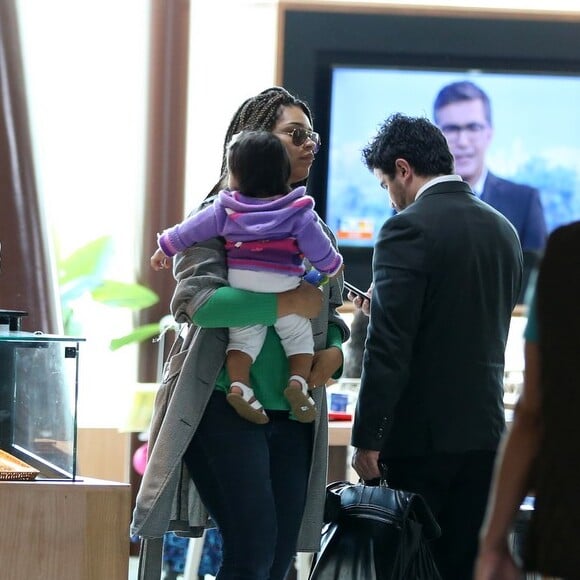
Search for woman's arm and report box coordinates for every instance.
[170,237,228,324]
[192,281,324,328]
[308,323,344,388]
[170,234,323,326]
[320,221,350,344]
[307,306,348,389]
[306,220,350,388]
[474,339,542,580]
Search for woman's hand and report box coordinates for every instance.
[473,545,520,580]
[308,347,343,388]
[277,281,323,319]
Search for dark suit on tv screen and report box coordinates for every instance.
[481,172,547,252]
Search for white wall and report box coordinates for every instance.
[17,0,149,427]
[184,0,279,211]
[15,0,578,426]
[15,0,279,427]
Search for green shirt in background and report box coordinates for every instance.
[192,286,344,410]
[524,291,538,343]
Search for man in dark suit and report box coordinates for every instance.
[433,80,547,253]
[351,114,523,579]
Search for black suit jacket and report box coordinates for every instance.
[352,180,523,457]
[482,172,547,252]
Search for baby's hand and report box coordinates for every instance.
[150,248,170,271]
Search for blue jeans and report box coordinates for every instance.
[183,391,313,580]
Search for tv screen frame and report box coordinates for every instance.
[277,3,580,300]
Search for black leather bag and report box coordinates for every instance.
[309,477,442,579]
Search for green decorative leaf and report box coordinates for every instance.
[110,323,162,351]
[58,236,113,287]
[60,276,102,305]
[56,235,164,350]
[91,280,159,309]
[62,305,81,336]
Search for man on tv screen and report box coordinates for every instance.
[433,80,547,253]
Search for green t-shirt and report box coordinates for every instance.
[192,286,344,410]
[524,291,538,343]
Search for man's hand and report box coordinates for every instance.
[348,283,373,316]
[352,448,381,481]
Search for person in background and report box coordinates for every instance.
[475,220,580,580]
[132,87,349,580]
[151,130,343,425]
[342,308,369,379]
[433,80,547,254]
[350,113,522,579]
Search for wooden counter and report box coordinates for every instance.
[0,477,131,580]
[325,406,516,483]
[328,420,353,447]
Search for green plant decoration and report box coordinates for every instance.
[58,235,163,349]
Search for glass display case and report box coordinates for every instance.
[0,317,84,480]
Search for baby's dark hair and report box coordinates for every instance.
[227,131,291,198]
[208,87,313,197]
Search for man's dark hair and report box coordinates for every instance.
[362,113,454,178]
[227,130,291,198]
[433,81,492,126]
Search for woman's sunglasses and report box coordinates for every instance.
[277,127,321,153]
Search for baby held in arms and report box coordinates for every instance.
[151,130,343,424]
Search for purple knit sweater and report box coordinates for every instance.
[158,186,343,276]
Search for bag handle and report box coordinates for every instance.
[379,462,389,486]
[378,461,441,541]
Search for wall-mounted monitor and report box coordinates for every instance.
[327,66,580,247]
[279,4,580,299]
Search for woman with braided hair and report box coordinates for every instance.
[132,87,349,579]
[151,130,343,426]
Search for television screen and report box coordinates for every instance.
[280,6,580,297]
[326,66,580,249]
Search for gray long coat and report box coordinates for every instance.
[131,231,348,578]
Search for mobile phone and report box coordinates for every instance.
[343,280,369,300]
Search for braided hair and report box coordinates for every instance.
[207,87,313,197]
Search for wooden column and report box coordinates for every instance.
[0,0,60,333]
[137,0,190,383]
[131,0,191,557]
